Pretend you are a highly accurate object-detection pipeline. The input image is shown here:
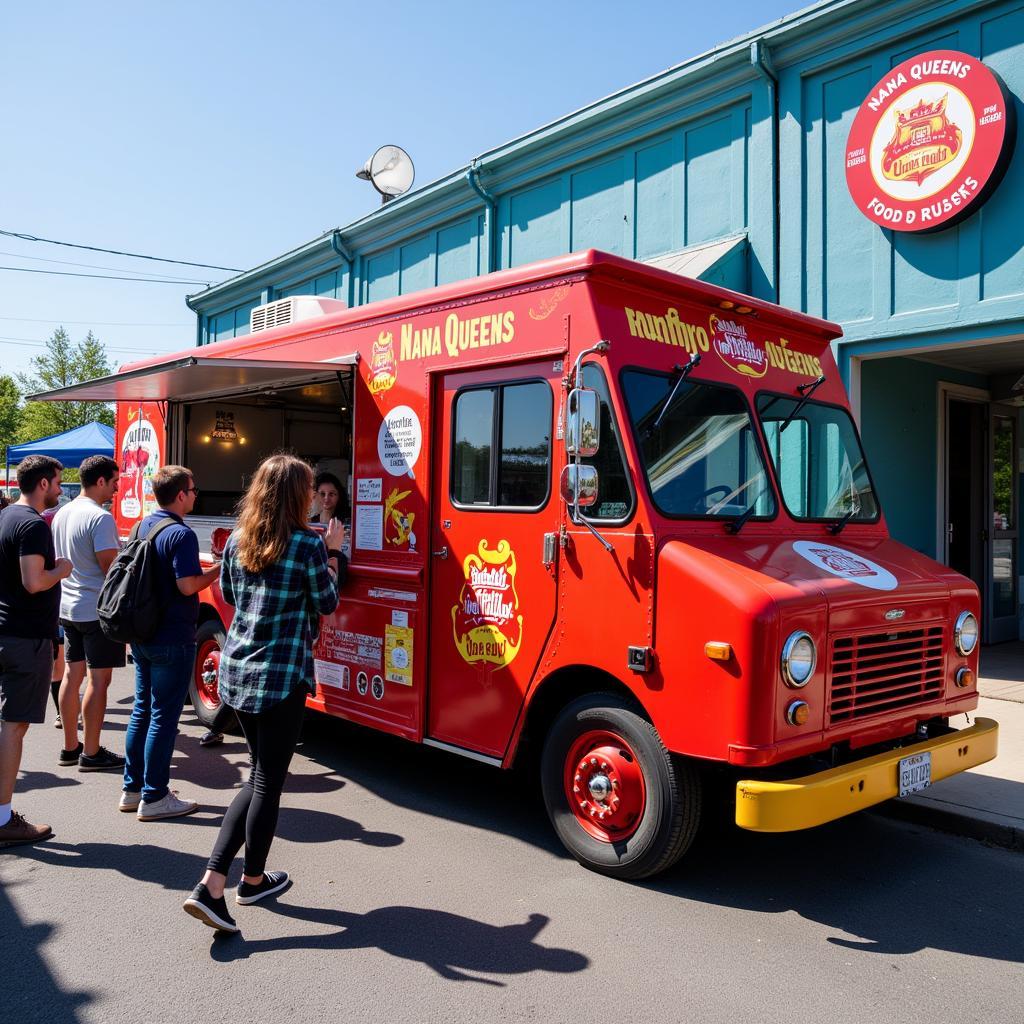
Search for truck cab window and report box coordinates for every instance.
[581,364,632,521]
[452,380,551,508]
[757,394,880,522]
[622,370,775,520]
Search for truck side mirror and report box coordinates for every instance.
[566,387,600,457]
[560,464,599,507]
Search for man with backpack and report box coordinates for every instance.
[119,465,219,821]
[52,454,125,772]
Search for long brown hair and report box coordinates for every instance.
[234,454,313,573]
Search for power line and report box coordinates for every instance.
[0,228,243,273]
[0,315,189,327]
[0,336,181,354]
[0,248,216,281]
[0,266,215,286]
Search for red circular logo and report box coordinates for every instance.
[846,50,1015,232]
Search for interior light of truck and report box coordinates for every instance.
[953,612,979,655]
[704,641,733,661]
[239,437,247,445]
[781,631,816,687]
[202,435,211,443]
[785,700,810,726]
[955,667,975,689]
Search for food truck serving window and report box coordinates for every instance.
[622,370,775,521]
[451,380,552,509]
[756,394,880,523]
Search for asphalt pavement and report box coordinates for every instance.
[2,665,1023,1024]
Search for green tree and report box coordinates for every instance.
[17,327,114,441]
[0,375,24,466]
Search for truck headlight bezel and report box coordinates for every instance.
[781,631,817,688]
[954,611,979,656]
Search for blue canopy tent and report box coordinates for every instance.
[5,421,115,491]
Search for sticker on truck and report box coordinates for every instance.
[792,540,898,591]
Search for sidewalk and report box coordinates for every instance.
[875,642,1024,851]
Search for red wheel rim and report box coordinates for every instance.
[564,729,646,843]
[194,638,221,711]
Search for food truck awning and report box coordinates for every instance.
[28,354,358,404]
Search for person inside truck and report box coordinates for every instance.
[310,471,348,526]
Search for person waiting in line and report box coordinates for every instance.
[120,466,220,821]
[184,453,346,933]
[310,471,348,526]
[197,467,349,749]
[52,455,126,772]
[0,456,73,848]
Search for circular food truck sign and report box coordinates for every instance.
[845,51,1015,232]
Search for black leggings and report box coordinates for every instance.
[206,687,306,877]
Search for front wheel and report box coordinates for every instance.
[188,619,235,731]
[540,694,701,880]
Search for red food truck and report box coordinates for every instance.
[34,250,998,878]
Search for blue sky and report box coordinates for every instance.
[1,0,802,381]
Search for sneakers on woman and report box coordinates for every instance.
[183,884,239,932]
[78,747,126,773]
[236,871,291,905]
[0,811,52,848]
[53,714,62,729]
[199,730,224,747]
[137,791,197,821]
[58,742,83,767]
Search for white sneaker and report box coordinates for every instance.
[119,790,141,813]
[137,791,198,821]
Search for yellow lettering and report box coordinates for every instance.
[503,310,515,342]
[444,313,460,357]
[400,323,414,361]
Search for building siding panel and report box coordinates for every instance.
[570,156,628,255]
[635,137,677,259]
[509,179,564,268]
[684,116,735,245]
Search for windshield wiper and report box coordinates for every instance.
[828,507,859,535]
[726,489,766,535]
[779,374,826,432]
[645,353,701,438]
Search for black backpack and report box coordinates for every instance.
[97,518,178,644]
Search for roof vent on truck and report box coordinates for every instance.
[249,296,347,333]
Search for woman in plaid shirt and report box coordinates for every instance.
[184,454,346,933]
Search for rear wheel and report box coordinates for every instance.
[540,694,701,879]
[188,620,235,731]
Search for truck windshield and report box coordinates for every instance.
[621,370,775,520]
[756,394,880,522]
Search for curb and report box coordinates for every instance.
[871,798,1024,853]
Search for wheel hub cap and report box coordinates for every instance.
[565,730,647,843]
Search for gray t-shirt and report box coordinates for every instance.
[52,496,120,622]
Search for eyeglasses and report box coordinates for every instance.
[186,486,200,495]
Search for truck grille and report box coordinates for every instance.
[829,626,944,723]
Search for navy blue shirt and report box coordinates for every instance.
[136,510,202,646]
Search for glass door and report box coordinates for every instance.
[987,406,1019,643]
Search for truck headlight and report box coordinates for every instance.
[781,631,817,687]
[954,612,979,656]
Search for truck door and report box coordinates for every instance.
[428,359,562,758]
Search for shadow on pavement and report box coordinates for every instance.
[643,813,1024,963]
[0,881,93,1022]
[210,902,588,985]
[295,712,1024,966]
[16,770,80,793]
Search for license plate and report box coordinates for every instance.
[899,751,932,796]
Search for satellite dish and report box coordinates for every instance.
[356,145,415,204]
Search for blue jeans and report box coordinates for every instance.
[123,643,196,803]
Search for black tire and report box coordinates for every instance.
[188,619,237,732]
[540,693,701,880]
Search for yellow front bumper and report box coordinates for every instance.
[735,717,999,832]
